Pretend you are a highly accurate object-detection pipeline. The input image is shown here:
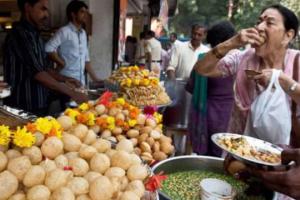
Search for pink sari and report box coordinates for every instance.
[217,48,300,134]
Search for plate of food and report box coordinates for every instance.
[211,133,282,167]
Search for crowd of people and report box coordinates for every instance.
[2,0,300,199]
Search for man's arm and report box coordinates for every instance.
[85,62,101,82]
[166,47,179,80]
[47,69,81,88]
[48,52,65,71]
[45,30,65,71]
[35,71,88,104]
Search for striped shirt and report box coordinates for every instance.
[3,19,49,113]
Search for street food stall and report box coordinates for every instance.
[0,64,286,200]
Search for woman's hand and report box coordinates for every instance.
[235,28,265,47]
[251,69,273,88]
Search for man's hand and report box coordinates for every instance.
[0,82,8,91]
[65,78,81,89]
[250,149,300,199]
[166,69,176,80]
[70,90,89,104]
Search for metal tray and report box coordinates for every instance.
[0,106,36,128]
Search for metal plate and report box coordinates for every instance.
[211,133,283,167]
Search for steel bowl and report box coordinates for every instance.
[151,155,276,200]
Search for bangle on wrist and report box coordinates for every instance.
[288,82,298,93]
[212,47,224,59]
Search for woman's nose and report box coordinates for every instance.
[255,22,265,31]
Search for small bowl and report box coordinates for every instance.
[200,178,236,200]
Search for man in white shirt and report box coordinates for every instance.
[167,25,210,80]
[145,30,162,75]
[164,24,210,155]
[169,32,183,51]
[45,0,100,86]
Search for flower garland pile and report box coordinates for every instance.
[0,117,62,148]
[109,65,159,87]
[63,91,163,131]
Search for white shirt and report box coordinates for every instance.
[171,40,183,51]
[45,23,90,85]
[135,39,146,64]
[145,38,162,61]
[167,41,210,79]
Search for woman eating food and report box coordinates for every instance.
[194,4,300,146]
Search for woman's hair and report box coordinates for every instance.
[66,0,88,21]
[17,0,39,12]
[206,21,236,48]
[261,4,299,38]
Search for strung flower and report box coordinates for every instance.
[107,102,117,109]
[141,69,149,77]
[35,118,53,135]
[97,91,113,106]
[145,172,168,192]
[153,112,163,124]
[87,113,96,126]
[123,122,130,131]
[124,79,132,87]
[96,117,106,126]
[0,125,11,146]
[107,116,115,125]
[116,119,124,127]
[129,107,140,119]
[128,119,137,127]
[13,127,36,148]
[116,98,125,106]
[48,118,63,138]
[65,108,80,122]
[26,123,37,133]
[150,78,159,85]
[140,79,150,86]
[158,124,163,129]
[79,103,89,111]
[132,65,139,71]
[143,106,157,116]
[133,79,140,86]
[107,116,116,131]
[77,113,89,124]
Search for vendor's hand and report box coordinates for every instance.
[224,154,248,180]
[0,81,8,91]
[71,90,89,104]
[252,69,273,88]
[65,78,81,89]
[235,28,265,47]
[249,149,300,199]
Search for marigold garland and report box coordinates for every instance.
[12,127,36,148]
[0,125,11,146]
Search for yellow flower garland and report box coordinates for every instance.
[13,127,36,148]
[0,125,11,146]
